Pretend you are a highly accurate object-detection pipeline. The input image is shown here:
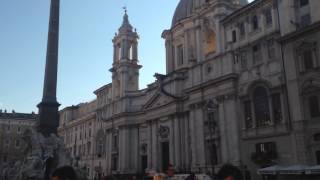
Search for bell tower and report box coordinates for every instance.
[110,9,141,99]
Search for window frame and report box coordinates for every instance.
[252,15,259,31]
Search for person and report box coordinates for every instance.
[185,173,195,180]
[51,166,78,180]
[216,164,243,180]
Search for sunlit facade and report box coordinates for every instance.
[58,0,320,179]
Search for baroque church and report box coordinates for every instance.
[58,0,320,179]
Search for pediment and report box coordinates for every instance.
[143,92,175,110]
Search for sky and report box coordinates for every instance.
[0,0,254,113]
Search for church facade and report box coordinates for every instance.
[58,0,320,179]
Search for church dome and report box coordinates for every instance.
[171,0,194,27]
[171,0,249,28]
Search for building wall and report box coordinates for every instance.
[0,112,37,167]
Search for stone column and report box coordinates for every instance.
[225,97,241,165]
[184,113,191,171]
[173,115,181,169]
[189,108,197,168]
[113,45,117,63]
[165,40,173,73]
[121,39,128,60]
[132,42,138,62]
[152,122,159,171]
[147,122,153,170]
[218,99,228,162]
[184,30,189,64]
[194,105,206,169]
[195,25,203,62]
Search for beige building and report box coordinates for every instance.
[58,0,320,179]
[58,100,97,177]
[0,110,37,167]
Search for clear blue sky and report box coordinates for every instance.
[0,0,253,113]
[0,0,179,113]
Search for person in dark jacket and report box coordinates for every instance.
[51,166,78,180]
[216,164,243,180]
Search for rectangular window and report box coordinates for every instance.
[3,156,7,163]
[267,39,276,59]
[253,44,262,64]
[5,139,9,146]
[300,0,309,7]
[240,51,247,69]
[15,139,20,148]
[232,30,237,42]
[244,101,253,129]
[272,94,282,124]
[177,45,184,65]
[303,50,314,70]
[309,96,320,118]
[87,142,91,154]
[206,112,217,134]
[239,22,245,37]
[252,15,259,30]
[265,9,273,26]
[255,142,277,158]
[112,135,119,151]
[301,14,311,27]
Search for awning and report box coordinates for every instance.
[279,165,311,175]
[258,165,320,175]
[257,165,286,175]
[305,165,320,174]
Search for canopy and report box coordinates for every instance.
[258,165,287,175]
[305,165,320,174]
[279,165,311,175]
[258,165,320,175]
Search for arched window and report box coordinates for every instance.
[253,86,271,127]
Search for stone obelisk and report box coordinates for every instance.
[37,0,60,137]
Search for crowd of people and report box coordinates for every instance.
[51,164,244,180]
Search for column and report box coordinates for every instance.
[184,30,189,64]
[132,42,138,62]
[152,122,158,171]
[165,40,173,73]
[174,115,181,169]
[225,98,241,165]
[189,107,197,169]
[218,99,228,162]
[113,45,117,63]
[194,106,206,169]
[195,25,203,62]
[147,122,153,170]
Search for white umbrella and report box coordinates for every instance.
[305,165,320,174]
[279,165,311,175]
[257,165,287,175]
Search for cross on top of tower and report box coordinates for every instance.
[123,6,127,14]
[119,6,133,33]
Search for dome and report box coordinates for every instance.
[171,0,194,27]
[171,0,249,28]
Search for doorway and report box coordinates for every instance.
[161,141,170,172]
